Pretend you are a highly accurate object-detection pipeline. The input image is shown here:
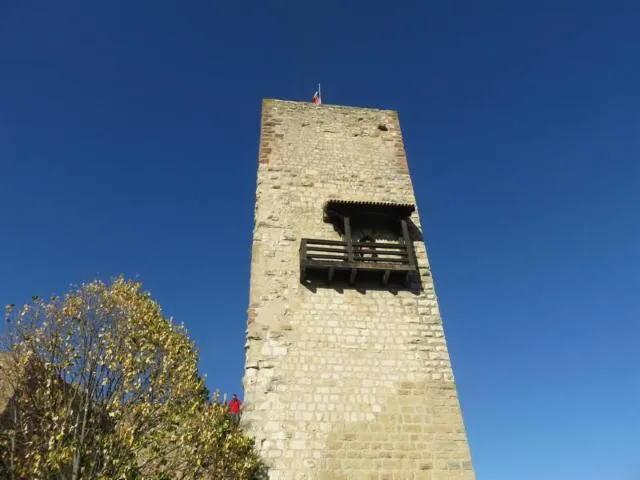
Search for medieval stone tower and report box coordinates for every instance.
[243,99,475,480]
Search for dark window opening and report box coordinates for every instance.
[357,235,378,262]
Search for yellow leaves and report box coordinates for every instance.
[2,276,264,479]
[61,294,84,319]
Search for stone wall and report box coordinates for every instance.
[0,352,16,433]
[243,99,475,480]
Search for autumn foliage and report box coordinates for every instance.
[0,278,263,479]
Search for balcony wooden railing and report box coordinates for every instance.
[299,238,417,286]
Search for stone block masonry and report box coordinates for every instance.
[244,99,476,479]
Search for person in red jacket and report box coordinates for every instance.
[228,394,242,427]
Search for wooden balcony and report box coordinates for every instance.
[299,238,417,286]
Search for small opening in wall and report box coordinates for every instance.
[378,124,388,131]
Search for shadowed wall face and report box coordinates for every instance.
[244,99,475,480]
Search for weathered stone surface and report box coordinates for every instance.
[0,352,14,416]
[244,99,475,479]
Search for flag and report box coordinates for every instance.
[312,90,321,104]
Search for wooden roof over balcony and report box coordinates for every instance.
[323,200,415,222]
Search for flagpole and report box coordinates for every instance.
[318,83,322,104]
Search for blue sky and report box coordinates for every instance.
[1,1,639,479]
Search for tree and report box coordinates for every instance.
[0,278,263,479]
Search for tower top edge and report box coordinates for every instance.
[262,98,399,115]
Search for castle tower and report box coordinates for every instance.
[244,99,475,480]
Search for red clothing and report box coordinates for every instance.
[229,398,241,414]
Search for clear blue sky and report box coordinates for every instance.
[1,1,639,479]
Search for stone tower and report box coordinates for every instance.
[243,99,475,480]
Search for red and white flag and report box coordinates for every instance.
[311,84,321,104]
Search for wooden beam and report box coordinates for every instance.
[351,241,407,249]
[328,267,335,283]
[305,246,350,253]
[301,238,346,246]
[349,268,357,284]
[306,254,406,263]
[303,260,413,271]
[400,218,416,269]
[344,216,354,263]
[299,239,307,281]
[382,270,391,285]
[306,254,349,261]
